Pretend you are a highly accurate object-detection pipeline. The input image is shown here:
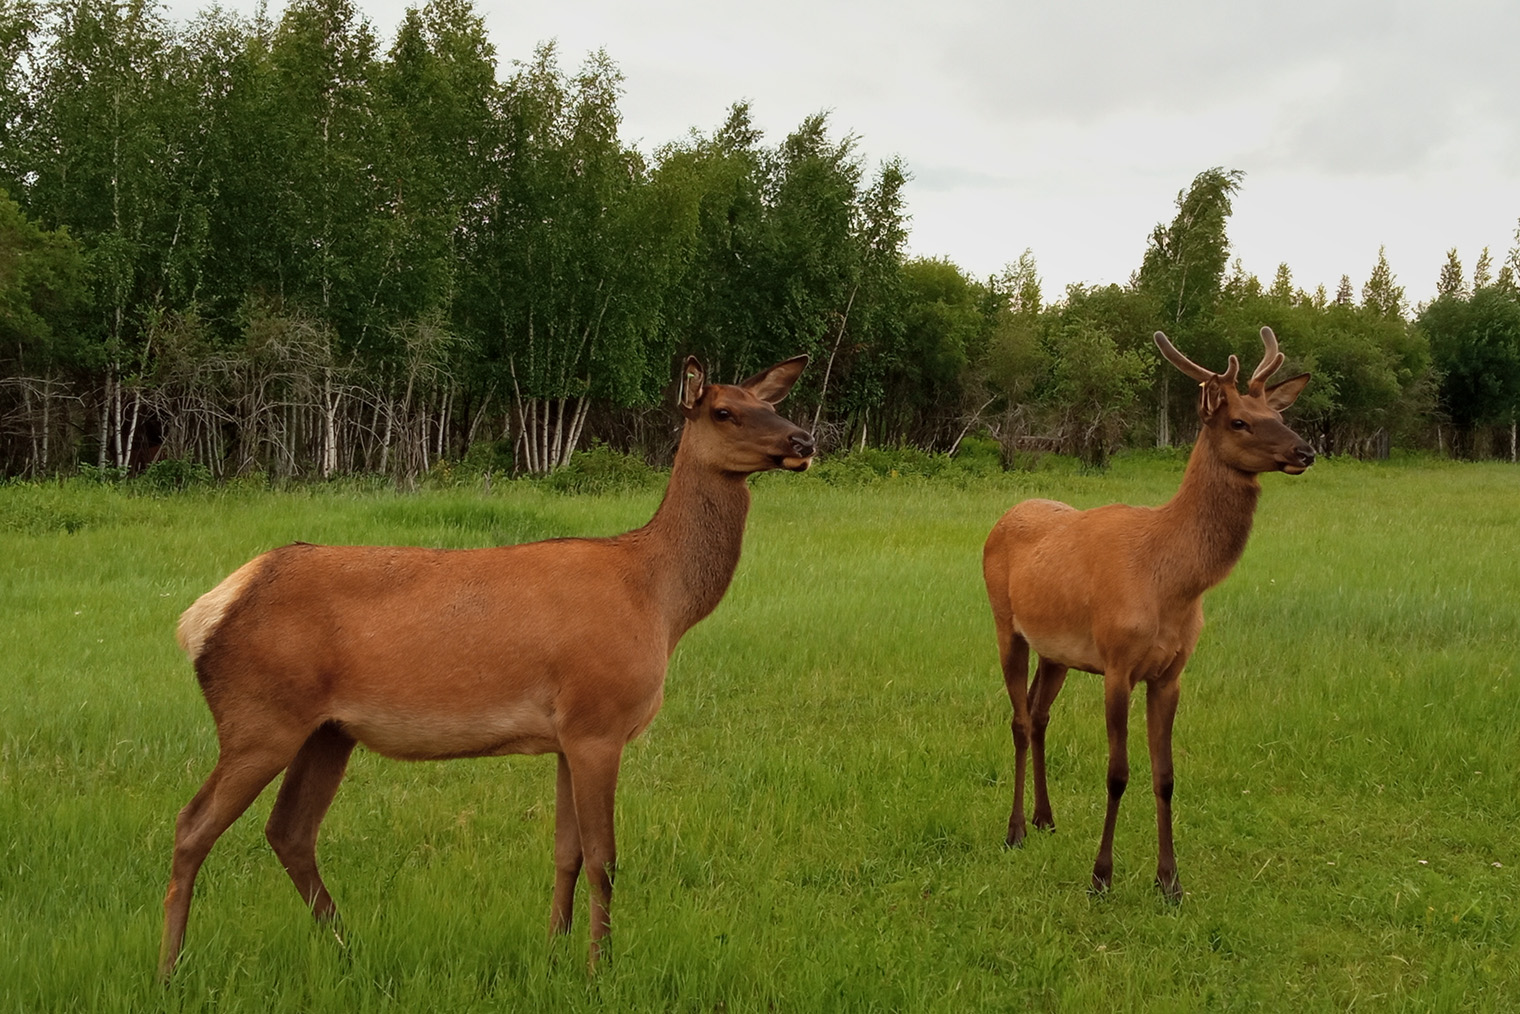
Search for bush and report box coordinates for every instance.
[136,458,215,491]
[952,434,1003,475]
[807,445,980,485]
[0,485,101,533]
[460,437,516,476]
[75,463,128,484]
[539,443,661,496]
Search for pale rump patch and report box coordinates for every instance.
[176,556,267,662]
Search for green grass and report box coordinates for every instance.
[2,456,1517,1012]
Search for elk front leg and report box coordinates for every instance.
[549,752,582,935]
[1000,635,1033,847]
[564,739,623,972]
[1028,658,1068,832]
[1146,676,1182,900]
[1092,672,1131,893]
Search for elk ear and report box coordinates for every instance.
[1265,372,1311,411]
[740,354,808,405]
[1199,379,1229,422]
[1198,354,1238,422]
[678,356,706,416]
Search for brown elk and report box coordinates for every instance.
[159,355,814,979]
[982,327,1312,898]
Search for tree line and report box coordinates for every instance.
[2,0,1518,480]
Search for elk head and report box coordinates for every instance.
[678,355,816,474]
[1154,327,1315,475]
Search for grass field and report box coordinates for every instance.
[1,455,1517,1012]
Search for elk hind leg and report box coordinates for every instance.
[1028,657,1068,832]
[265,721,356,924]
[160,734,303,980]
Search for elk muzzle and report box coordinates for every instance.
[1281,441,1315,475]
[780,431,816,471]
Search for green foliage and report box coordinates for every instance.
[1362,245,1407,320]
[1,7,1516,478]
[0,187,89,363]
[805,440,1005,485]
[1216,272,1433,454]
[135,457,214,491]
[823,444,953,481]
[983,255,1049,407]
[459,436,517,475]
[1436,247,1468,300]
[0,481,104,531]
[538,442,661,495]
[952,433,1003,472]
[1419,287,1520,443]
[74,462,128,483]
[1136,167,1243,331]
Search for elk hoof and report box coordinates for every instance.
[1005,822,1027,849]
[1090,864,1113,895]
[1156,872,1182,902]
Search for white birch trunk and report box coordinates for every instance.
[321,373,338,478]
[99,370,112,469]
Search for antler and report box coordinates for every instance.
[1157,328,1283,391]
[1154,331,1240,386]
[1250,326,1285,388]
[1153,331,1213,383]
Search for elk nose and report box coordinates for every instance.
[791,432,816,458]
[1295,443,1316,468]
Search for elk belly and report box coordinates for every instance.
[1018,625,1106,675]
[333,698,559,760]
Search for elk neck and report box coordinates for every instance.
[1151,432,1262,598]
[626,437,753,643]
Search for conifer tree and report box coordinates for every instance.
[1436,248,1467,299]
[1362,246,1406,320]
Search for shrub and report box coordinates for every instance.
[539,443,660,495]
[137,458,215,491]
[952,434,1004,475]
[0,486,100,533]
[76,463,128,484]
[460,437,516,476]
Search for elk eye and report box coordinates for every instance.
[714,408,732,422]
[1231,419,1248,430]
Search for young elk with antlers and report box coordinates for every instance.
[983,327,1312,898]
[159,355,815,979]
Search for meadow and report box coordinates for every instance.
[1,455,1516,1012]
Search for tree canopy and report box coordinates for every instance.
[1,0,1515,478]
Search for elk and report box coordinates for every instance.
[982,327,1312,898]
[158,355,815,979]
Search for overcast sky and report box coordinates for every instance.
[169,0,1520,305]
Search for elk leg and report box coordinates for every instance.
[1029,658,1068,831]
[564,739,623,971]
[159,739,300,980]
[1000,635,1033,847]
[265,722,356,924]
[1091,673,1131,893]
[1146,677,1182,900]
[549,752,582,935]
